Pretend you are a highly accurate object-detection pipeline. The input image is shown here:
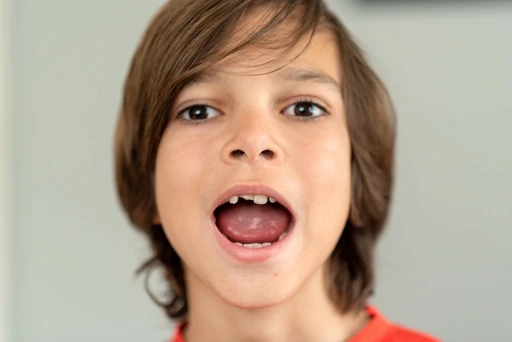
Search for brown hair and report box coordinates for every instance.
[115,0,395,320]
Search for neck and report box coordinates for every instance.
[183,266,369,342]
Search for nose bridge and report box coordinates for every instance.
[237,108,269,139]
[222,106,283,164]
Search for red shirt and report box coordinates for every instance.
[171,306,440,342]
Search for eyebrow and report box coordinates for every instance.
[187,67,341,91]
[278,67,341,91]
[188,72,222,85]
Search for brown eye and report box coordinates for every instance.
[179,105,220,121]
[283,101,325,118]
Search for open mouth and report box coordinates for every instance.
[213,194,294,249]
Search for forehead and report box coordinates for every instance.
[202,4,342,81]
[220,32,339,73]
[188,35,342,95]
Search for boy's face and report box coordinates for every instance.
[154,15,351,309]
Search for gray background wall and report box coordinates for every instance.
[1,0,12,340]
[7,0,512,341]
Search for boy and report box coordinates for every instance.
[115,0,440,341]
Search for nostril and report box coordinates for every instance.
[261,149,274,160]
[228,149,275,160]
[230,150,245,158]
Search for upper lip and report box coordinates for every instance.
[211,183,296,219]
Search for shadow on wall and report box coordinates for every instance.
[354,0,507,5]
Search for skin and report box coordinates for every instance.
[154,8,368,342]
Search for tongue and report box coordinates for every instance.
[215,202,291,244]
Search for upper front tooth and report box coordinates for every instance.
[269,197,276,203]
[228,196,239,204]
[238,194,271,205]
[253,195,268,205]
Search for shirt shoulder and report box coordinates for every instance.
[350,306,440,342]
[170,323,186,342]
[385,325,441,342]
[171,307,441,342]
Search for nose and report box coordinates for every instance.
[221,112,285,165]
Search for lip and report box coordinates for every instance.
[210,183,296,263]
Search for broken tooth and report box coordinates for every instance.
[269,197,277,203]
[241,194,255,201]
[253,195,268,205]
[228,196,239,204]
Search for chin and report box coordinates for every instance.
[217,283,294,310]
[207,263,303,310]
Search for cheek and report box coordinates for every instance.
[157,134,198,192]
[297,125,351,238]
[154,129,213,231]
[298,126,351,193]
[156,127,220,184]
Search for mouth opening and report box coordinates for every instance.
[213,197,293,248]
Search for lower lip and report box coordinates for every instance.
[210,217,295,263]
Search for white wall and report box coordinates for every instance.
[0,0,11,340]
[328,1,512,340]
[10,0,512,341]
[11,1,171,341]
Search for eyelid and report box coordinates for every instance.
[174,103,222,125]
[177,102,214,114]
[173,96,331,119]
[175,98,207,111]
[174,100,221,118]
[283,97,330,114]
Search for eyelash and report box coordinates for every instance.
[175,98,329,125]
[175,102,215,126]
[287,98,328,122]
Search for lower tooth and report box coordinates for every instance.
[240,243,266,248]
[236,242,273,248]
[278,232,287,241]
